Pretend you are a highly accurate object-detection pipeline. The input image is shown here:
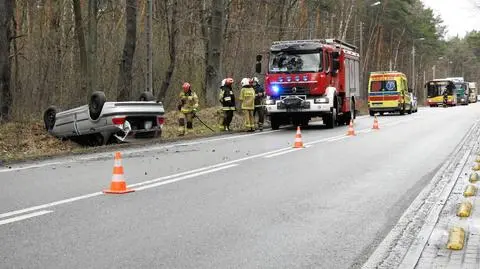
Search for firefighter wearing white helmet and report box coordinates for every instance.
[252,77,265,131]
[218,78,236,131]
[239,78,256,132]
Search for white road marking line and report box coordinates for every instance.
[0,210,53,226]
[264,147,307,158]
[0,193,102,219]
[0,130,281,173]
[328,136,350,141]
[0,115,408,217]
[0,147,296,218]
[0,117,374,173]
[134,164,238,191]
[129,147,293,188]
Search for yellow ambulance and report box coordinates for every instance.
[368,71,413,116]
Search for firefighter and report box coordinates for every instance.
[239,78,256,132]
[444,81,454,107]
[177,82,199,136]
[252,77,265,131]
[219,78,236,131]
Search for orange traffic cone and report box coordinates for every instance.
[293,126,305,148]
[372,116,380,130]
[347,120,356,136]
[103,152,135,194]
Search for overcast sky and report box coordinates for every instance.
[420,0,480,39]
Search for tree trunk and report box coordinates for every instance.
[205,0,224,106]
[87,0,98,98]
[158,0,178,102]
[73,0,87,87]
[0,0,14,121]
[117,0,137,101]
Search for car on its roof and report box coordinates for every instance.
[43,91,165,146]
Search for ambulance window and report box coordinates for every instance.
[370,80,397,92]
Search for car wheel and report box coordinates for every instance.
[89,91,106,121]
[139,91,156,102]
[43,106,58,131]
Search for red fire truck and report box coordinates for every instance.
[255,39,360,129]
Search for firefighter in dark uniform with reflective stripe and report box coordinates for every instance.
[252,77,265,131]
[219,78,236,131]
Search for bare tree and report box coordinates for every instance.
[117,0,137,101]
[205,0,225,106]
[73,0,87,89]
[0,0,14,121]
[87,0,98,97]
[157,0,178,101]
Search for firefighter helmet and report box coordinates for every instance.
[221,78,234,87]
[241,78,251,87]
[252,77,259,84]
[182,82,191,92]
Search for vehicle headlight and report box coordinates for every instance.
[314,97,329,104]
[266,99,275,105]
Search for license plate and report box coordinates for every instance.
[145,121,152,130]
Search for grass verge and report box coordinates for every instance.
[0,107,252,164]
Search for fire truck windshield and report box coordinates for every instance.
[269,51,322,73]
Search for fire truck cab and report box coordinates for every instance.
[255,39,360,129]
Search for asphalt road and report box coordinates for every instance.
[1,105,480,269]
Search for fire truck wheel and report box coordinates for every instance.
[270,116,280,130]
[325,108,336,129]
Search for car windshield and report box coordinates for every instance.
[269,51,322,73]
[370,80,397,92]
[427,81,453,97]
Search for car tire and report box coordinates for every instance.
[43,106,58,131]
[89,91,106,121]
[369,110,375,116]
[139,91,156,102]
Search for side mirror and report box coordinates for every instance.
[255,62,262,74]
[256,54,263,62]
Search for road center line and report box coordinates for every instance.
[0,115,402,219]
[1,117,372,173]
[0,130,281,173]
[0,193,102,219]
[134,164,238,191]
[0,210,53,226]
[264,148,305,158]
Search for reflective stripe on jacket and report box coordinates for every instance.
[219,86,236,110]
[179,91,199,113]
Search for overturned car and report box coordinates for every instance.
[43,91,165,146]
